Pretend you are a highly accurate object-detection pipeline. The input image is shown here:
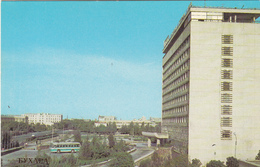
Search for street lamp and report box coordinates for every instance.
[233,132,237,158]
[212,144,216,160]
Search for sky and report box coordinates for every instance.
[1,1,259,120]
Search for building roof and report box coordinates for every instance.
[163,4,260,54]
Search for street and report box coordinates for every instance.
[2,132,154,167]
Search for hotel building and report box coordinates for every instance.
[162,4,260,164]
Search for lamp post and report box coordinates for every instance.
[234,132,237,158]
[212,144,216,160]
[52,127,54,143]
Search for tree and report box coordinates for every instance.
[34,123,47,132]
[226,157,239,167]
[256,150,260,160]
[191,158,202,167]
[163,154,190,167]
[73,130,82,144]
[129,122,134,136]
[2,131,11,149]
[107,122,117,134]
[145,123,150,132]
[139,159,152,167]
[95,124,107,134]
[109,152,134,167]
[108,134,115,148]
[151,151,164,167]
[79,137,92,160]
[206,160,225,167]
[119,125,128,134]
[114,139,128,152]
[134,123,141,135]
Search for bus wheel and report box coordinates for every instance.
[57,149,61,153]
[71,149,75,153]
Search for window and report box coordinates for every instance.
[221,105,232,115]
[222,47,233,56]
[221,82,233,91]
[221,70,233,79]
[222,35,233,44]
[221,130,232,140]
[221,117,232,127]
[222,59,233,68]
[221,93,232,103]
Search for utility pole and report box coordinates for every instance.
[52,127,53,143]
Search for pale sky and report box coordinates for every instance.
[1,1,259,120]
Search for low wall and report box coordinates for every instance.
[239,160,260,167]
[134,150,155,166]
[1,146,24,156]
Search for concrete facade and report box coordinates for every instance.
[22,113,63,125]
[162,5,260,164]
[96,116,161,129]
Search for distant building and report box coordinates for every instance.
[22,113,63,126]
[162,4,260,164]
[1,115,25,124]
[98,115,116,122]
[96,116,161,129]
[150,117,161,123]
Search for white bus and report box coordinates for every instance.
[50,142,81,153]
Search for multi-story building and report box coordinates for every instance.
[162,4,260,164]
[98,115,117,122]
[1,115,25,124]
[22,113,63,126]
[95,116,161,129]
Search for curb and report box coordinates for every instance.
[134,150,155,163]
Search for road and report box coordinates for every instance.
[2,142,37,166]
[12,130,68,144]
[131,143,154,161]
[2,133,154,167]
[99,143,154,167]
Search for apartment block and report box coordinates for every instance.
[162,4,260,164]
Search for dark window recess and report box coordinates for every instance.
[222,35,233,44]
[221,130,232,140]
[221,105,232,115]
[222,47,233,56]
[221,117,232,127]
[221,70,233,79]
[222,59,233,68]
[221,93,232,103]
[221,82,233,91]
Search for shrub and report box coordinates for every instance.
[109,152,134,167]
[139,158,152,167]
[191,158,202,167]
[206,160,226,167]
[226,156,239,167]
[256,150,260,160]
